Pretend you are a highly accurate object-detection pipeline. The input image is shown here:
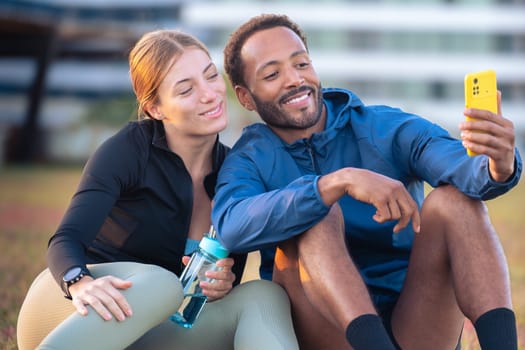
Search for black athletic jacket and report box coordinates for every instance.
[47,119,246,287]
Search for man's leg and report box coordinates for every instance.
[273,239,352,350]
[273,204,395,350]
[392,185,516,350]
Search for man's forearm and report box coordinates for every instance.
[317,168,352,206]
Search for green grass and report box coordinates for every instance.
[0,166,82,349]
[0,165,523,349]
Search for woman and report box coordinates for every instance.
[16,29,298,350]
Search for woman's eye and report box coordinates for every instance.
[207,73,219,80]
[180,87,192,95]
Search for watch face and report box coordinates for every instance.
[63,266,82,281]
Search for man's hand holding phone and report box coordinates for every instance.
[461,69,516,182]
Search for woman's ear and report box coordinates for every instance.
[145,102,164,120]
[235,86,255,111]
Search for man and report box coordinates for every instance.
[212,14,522,350]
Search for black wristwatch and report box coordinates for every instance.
[61,266,91,299]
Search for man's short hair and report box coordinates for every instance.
[223,14,308,88]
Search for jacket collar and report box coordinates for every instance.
[285,88,364,157]
[149,119,227,197]
[151,119,170,152]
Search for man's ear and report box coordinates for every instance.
[235,86,255,111]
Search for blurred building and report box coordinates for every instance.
[183,0,525,148]
[0,0,185,163]
[0,0,524,164]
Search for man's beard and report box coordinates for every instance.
[251,84,323,130]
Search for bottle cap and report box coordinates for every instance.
[199,236,229,259]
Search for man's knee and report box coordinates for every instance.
[297,203,345,247]
[422,184,488,223]
[319,202,345,231]
[274,203,348,288]
[275,203,345,267]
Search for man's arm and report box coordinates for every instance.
[374,110,522,201]
[461,91,518,183]
[212,154,330,252]
[213,151,422,253]
[318,168,420,234]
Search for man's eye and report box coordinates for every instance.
[298,62,310,69]
[263,72,278,80]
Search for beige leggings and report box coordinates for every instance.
[17,262,298,350]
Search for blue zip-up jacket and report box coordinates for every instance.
[212,88,522,293]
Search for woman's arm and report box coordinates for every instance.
[47,124,143,320]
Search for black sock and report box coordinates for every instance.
[346,314,396,350]
[474,308,517,350]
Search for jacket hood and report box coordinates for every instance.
[322,87,364,131]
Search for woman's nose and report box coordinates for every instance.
[200,85,217,103]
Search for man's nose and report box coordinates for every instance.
[284,68,305,88]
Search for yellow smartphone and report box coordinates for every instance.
[464,69,498,156]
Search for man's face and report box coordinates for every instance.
[238,26,323,132]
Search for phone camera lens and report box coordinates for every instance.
[473,78,478,84]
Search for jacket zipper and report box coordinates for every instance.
[305,139,321,175]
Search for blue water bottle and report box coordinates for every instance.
[170,225,229,328]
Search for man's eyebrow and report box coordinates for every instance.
[256,50,308,74]
[291,50,308,59]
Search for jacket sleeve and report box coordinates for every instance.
[350,105,521,204]
[401,119,522,200]
[46,126,143,286]
[212,150,330,253]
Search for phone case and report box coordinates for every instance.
[464,69,498,156]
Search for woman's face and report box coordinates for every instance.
[153,48,228,138]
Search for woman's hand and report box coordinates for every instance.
[201,257,236,301]
[68,275,133,321]
[181,256,236,301]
